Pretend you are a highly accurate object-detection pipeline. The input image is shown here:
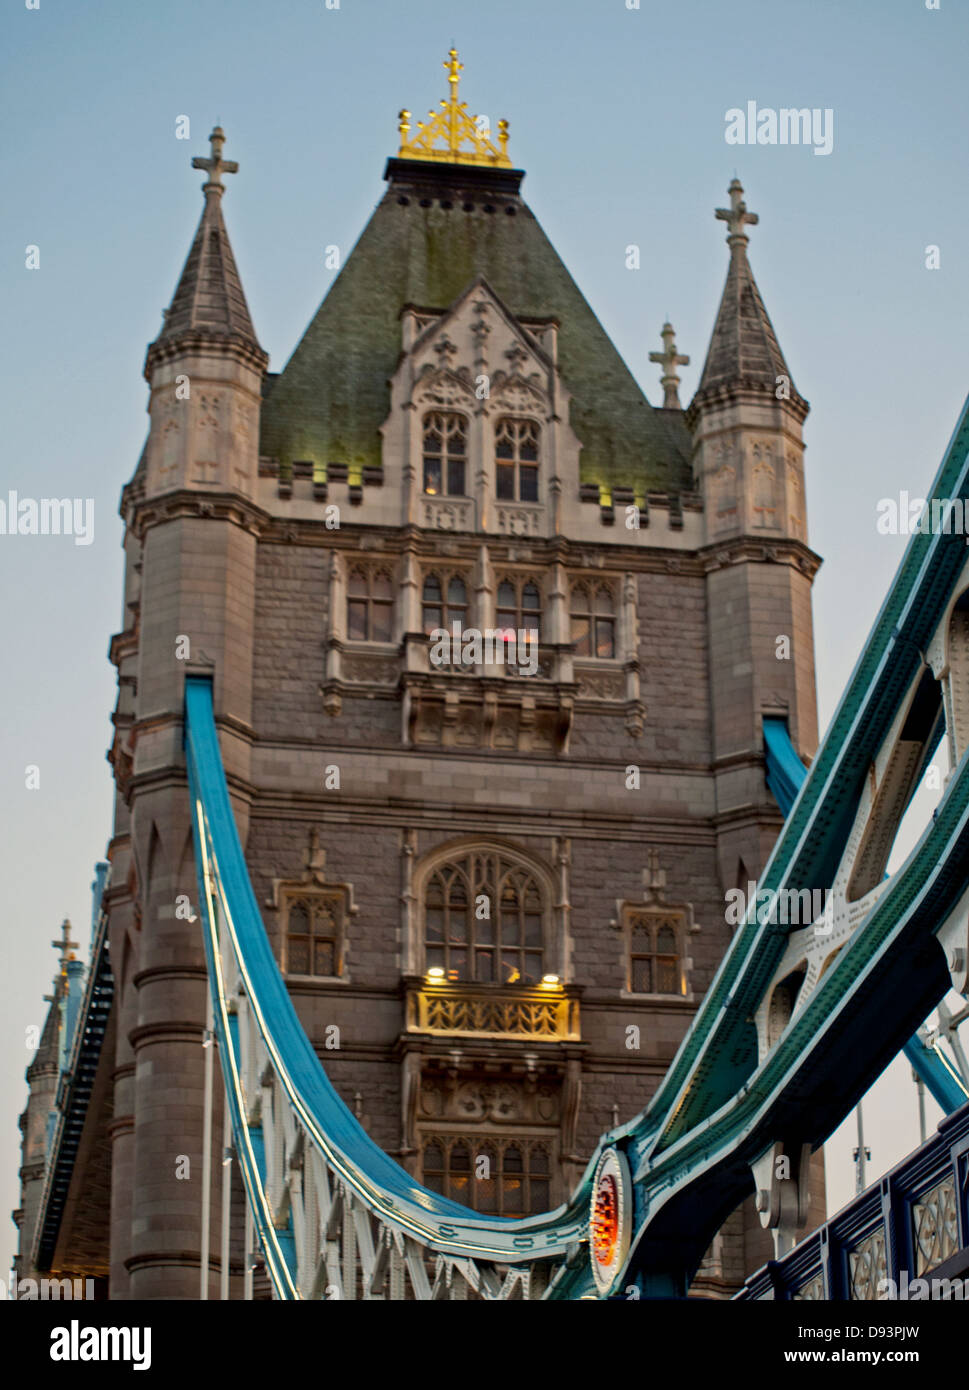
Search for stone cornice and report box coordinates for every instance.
[127,1018,206,1050]
[686,379,810,427]
[127,489,270,543]
[699,534,822,578]
[250,518,712,576]
[143,329,269,381]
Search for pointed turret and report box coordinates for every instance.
[145,126,265,376]
[118,125,267,1296]
[687,179,820,934]
[139,126,267,500]
[691,179,806,416]
[687,180,810,543]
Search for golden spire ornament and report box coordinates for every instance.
[397,48,511,168]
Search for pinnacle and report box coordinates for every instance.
[146,127,265,373]
[693,180,804,410]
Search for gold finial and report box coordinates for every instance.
[397,48,512,168]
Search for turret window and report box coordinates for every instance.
[422,573,469,635]
[625,909,685,996]
[570,583,616,658]
[495,418,540,502]
[496,577,542,640]
[347,569,394,642]
[282,890,345,978]
[423,412,467,497]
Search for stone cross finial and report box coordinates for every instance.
[649,322,690,409]
[716,178,758,249]
[192,125,239,197]
[52,918,79,964]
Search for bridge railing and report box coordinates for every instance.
[737,1099,969,1300]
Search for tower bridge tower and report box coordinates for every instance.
[16,53,824,1298]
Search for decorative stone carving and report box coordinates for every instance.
[414,363,475,409]
[575,669,625,701]
[418,1073,563,1124]
[489,370,545,414]
[496,504,542,536]
[341,654,399,685]
[420,496,473,531]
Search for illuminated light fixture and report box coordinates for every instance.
[589,1149,632,1295]
[427,966,445,980]
[541,974,561,987]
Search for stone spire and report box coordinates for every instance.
[145,126,265,375]
[649,321,689,409]
[692,179,805,416]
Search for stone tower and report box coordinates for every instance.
[686,179,819,899]
[15,58,824,1299]
[107,126,267,1298]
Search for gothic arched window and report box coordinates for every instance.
[422,572,468,635]
[627,910,683,995]
[282,892,344,977]
[347,568,394,642]
[422,849,547,985]
[495,418,540,502]
[420,1134,552,1215]
[423,412,467,497]
[570,582,616,658]
[496,577,542,641]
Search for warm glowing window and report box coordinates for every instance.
[422,572,468,636]
[347,569,394,642]
[495,418,540,502]
[423,412,467,497]
[423,851,546,985]
[421,1135,551,1215]
[570,583,616,659]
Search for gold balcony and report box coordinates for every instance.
[405,980,580,1041]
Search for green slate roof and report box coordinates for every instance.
[259,160,692,493]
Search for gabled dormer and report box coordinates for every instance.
[381,277,582,537]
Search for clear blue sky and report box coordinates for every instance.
[2,0,968,1275]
